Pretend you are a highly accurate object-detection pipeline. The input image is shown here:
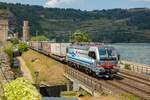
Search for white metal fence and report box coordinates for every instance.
[119,61,150,75]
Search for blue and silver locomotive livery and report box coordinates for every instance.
[29,42,120,78]
[67,44,119,78]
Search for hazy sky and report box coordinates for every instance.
[0,0,150,10]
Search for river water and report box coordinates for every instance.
[107,43,150,65]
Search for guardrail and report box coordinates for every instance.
[64,66,113,95]
[119,61,150,75]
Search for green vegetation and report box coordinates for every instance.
[0,84,4,99]
[3,42,13,61]
[61,91,77,97]
[124,64,131,70]
[120,93,139,100]
[61,88,91,98]
[3,77,41,100]
[18,42,28,53]
[10,38,19,45]
[0,2,150,42]
[22,49,67,85]
[31,35,49,41]
[71,31,90,43]
[77,88,91,97]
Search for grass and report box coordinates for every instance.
[119,93,139,100]
[60,90,91,98]
[22,49,67,86]
[61,91,77,97]
[77,93,139,100]
[61,90,139,100]
[61,88,91,98]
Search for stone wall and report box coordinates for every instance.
[0,20,8,43]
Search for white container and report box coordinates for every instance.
[51,43,71,57]
[42,42,51,54]
[33,42,39,50]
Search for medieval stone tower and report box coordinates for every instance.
[23,21,30,41]
[0,20,8,43]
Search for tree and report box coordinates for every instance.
[71,30,91,43]
[31,35,49,41]
[18,42,28,53]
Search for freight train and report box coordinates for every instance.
[29,41,120,78]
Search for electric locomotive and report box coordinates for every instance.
[67,44,120,78]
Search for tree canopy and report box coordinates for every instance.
[71,31,91,43]
[0,2,150,42]
[31,35,49,41]
[17,42,28,53]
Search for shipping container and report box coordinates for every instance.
[38,42,42,50]
[51,43,71,57]
[29,42,33,49]
[32,42,39,51]
[42,42,51,55]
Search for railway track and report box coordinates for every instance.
[105,78,150,99]
[119,70,150,86]
[65,64,150,99]
[32,49,150,99]
[112,70,150,99]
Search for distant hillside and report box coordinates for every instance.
[0,2,150,43]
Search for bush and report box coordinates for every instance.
[18,42,28,53]
[3,78,41,100]
[3,42,13,61]
[10,38,19,45]
[124,64,131,70]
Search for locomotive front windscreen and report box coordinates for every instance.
[99,48,117,60]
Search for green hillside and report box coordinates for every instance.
[0,2,150,43]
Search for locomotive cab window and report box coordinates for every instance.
[88,51,96,59]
